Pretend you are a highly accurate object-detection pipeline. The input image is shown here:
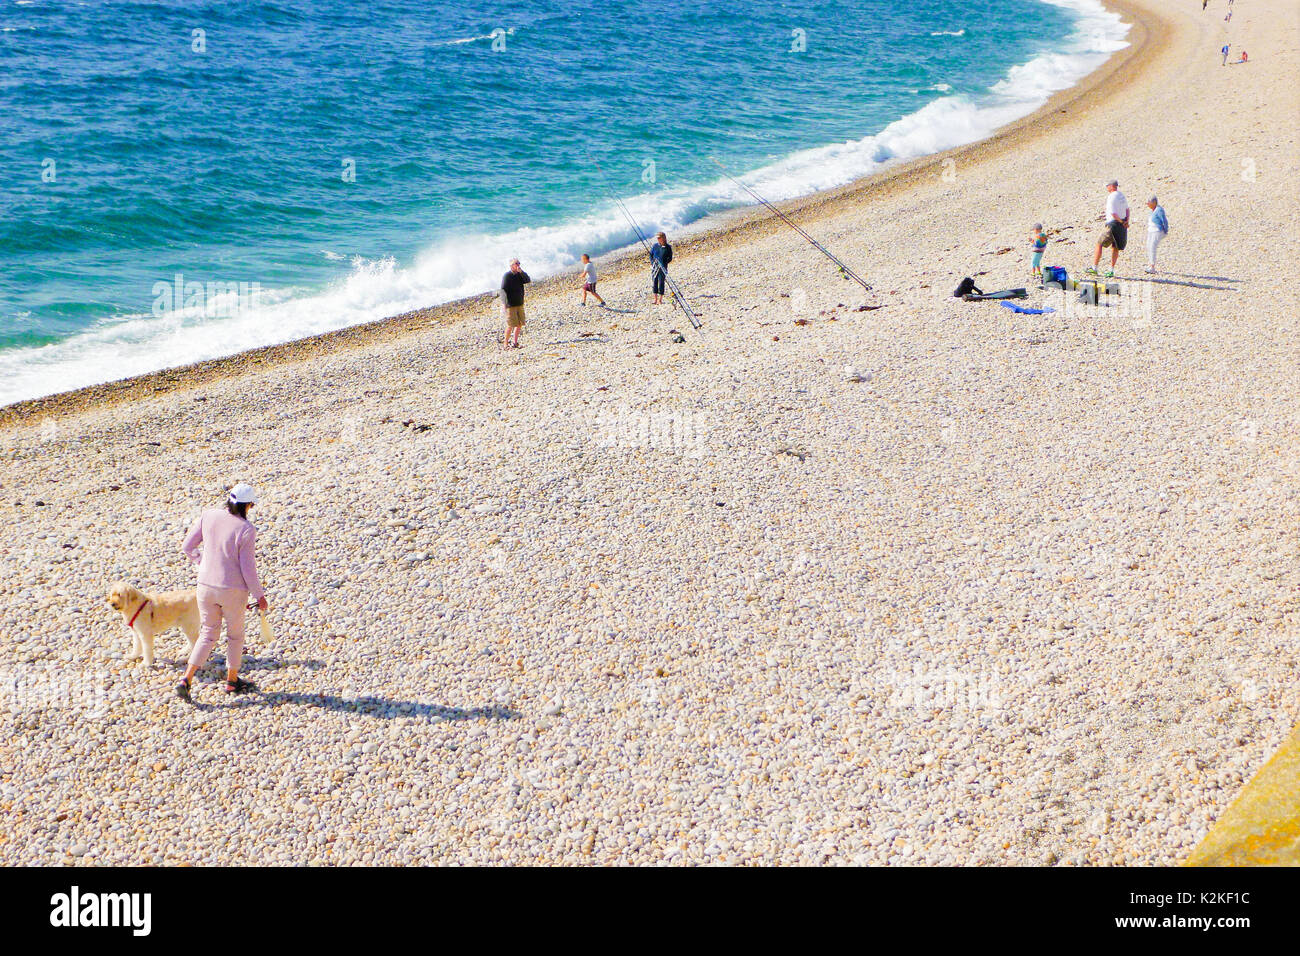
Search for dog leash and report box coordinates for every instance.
[126,599,151,628]
[247,601,276,643]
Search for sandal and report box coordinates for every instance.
[224,677,252,695]
[174,677,191,700]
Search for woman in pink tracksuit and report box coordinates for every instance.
[175,482,269,698]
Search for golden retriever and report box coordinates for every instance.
[106,582,199,667]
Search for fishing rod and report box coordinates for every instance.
[586,151,703,331]
[710,156,874,295]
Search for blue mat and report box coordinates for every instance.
[1000,301,1056,315]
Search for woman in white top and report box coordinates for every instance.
[1144,196,1170,273]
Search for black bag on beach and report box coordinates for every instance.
[954,277,983,298]
[964,287,1028,301]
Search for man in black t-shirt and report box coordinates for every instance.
[500,258,531,348]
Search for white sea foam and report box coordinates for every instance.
[931,29,966,37]
[434,27,515,46]
[0,0,1130,407]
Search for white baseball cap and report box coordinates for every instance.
[228,483,259,504]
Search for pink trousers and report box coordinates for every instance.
[188,584,248,670]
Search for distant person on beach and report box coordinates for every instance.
[1144,196,1169,273]
[1221,44,1230,65]
[501,257,531,348]
[1238,50,1248,63]
[579,253,604,306]
[1030,223,1048,277]
[175,483,267,699]
[1087,180,1129,278]
[650,232,672,305]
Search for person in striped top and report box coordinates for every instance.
[1030,223,1048,277]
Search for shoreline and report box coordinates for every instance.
[3,0,1297,866]
[0,0,1153,431]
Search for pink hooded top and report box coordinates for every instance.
[182,508,263,600]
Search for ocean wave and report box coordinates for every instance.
[931,29,966,37]
[0,0,1131,407]
[434,26,516,46]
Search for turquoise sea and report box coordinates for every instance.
[0,0,1127,405]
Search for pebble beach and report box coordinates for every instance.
[1,0,1297,866]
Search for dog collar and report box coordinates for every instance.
[126,599,151,628]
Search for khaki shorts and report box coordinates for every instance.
[505,305,526,328]
[1099,220,1127,251]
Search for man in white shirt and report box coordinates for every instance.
[579,253,604,306]
[1088,179,1130,277]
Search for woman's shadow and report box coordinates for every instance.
[186,683,519,721]
[1127,271,1240,291]
[183,654,519,721]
